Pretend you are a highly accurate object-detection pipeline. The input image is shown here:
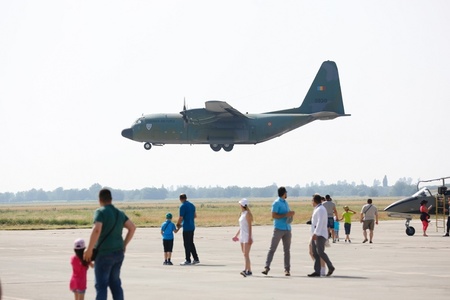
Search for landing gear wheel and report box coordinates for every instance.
[222,144,234,152]
[406,227,415,236]
[144,142,152,150]
[210,144,222,152]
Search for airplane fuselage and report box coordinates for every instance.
[122,113,314,145]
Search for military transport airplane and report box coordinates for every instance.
[384,176,450,236]
[121,60,350,151]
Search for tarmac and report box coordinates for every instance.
[0,220,449,300]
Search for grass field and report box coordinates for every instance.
[0,197,397,230]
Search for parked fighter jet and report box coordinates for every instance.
[121,61,350,151]
[384,177,450,236]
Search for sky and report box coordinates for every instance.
[1,0,449,193]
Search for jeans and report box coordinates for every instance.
[311,236,334,273]
[94,250,124,300]
[265,229,291,271]
[183,230,199,262]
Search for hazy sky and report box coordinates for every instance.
[1,1,449,193]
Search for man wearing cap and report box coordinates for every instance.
[84,188,136,300]
[176,193,200,265]
[262,186,295,276]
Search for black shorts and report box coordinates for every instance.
[163,239,174,252]
[344,223,351,235]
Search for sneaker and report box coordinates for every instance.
[245,271,252,276]
[192,260,200,265]
[369,241,373,243]
[285,270,291,276]
[443,233,449,237]
[326,266,335,276]
[240,270,247,277]
[349,240,351,243]
[363,239,368,243]
[307,272,320,277]
[180,261,191,266]
[163,261,168,265]
[167,261,173,265]
[262,267,270,275]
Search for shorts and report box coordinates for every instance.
[344,223,351,235]
[327,217,334,228]
[163,239,174,252]
[72,289,86,294]
[363,220,375,231]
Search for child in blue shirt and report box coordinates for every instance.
[333,217,340,242]
[161,213,179,265]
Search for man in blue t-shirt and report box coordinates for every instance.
[262,187,295,276]
[176,193,200,265]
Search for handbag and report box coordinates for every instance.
[91,209,119,261]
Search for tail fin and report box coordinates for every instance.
[269,61,349,118]
[298,61,347,116]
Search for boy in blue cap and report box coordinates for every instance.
[161,213,179,265]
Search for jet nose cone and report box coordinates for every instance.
[121,128,133,140]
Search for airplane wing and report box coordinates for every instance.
[205,101,247,118]
[182,101,249,125]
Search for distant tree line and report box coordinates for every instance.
[0,177,420,203]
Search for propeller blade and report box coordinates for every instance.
[181,97,189,124]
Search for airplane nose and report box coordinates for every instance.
[121,128,133,140]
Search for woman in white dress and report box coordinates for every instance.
[233,198,253,277]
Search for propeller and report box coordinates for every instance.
[181,97,189,125]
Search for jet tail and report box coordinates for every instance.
[269,61,350,119]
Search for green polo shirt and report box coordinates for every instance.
[93,204,129,256]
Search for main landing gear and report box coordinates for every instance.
[210,144,234,152]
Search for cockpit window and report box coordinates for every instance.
[412,187,432,197]
[133,118,143,125]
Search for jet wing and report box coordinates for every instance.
[205,101,247,118]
